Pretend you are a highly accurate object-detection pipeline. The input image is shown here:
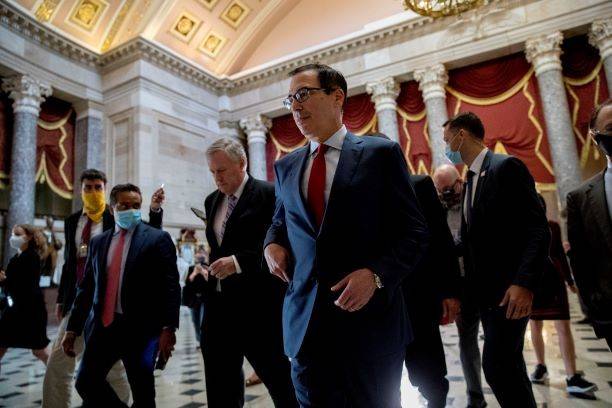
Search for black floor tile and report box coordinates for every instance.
[181,389,204,396]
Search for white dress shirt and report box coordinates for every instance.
[463,148,488,221]
[75,212,104,250]
[301,125,347,205]
[212,173,249,274]
[106,224,137,314]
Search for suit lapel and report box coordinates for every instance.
[221,178,255,246]
[206,191,223,249]
[102,208,115,231]
[123,223,147,288]
[588,172,612,252]
[319,133,363,237]
[467,150,492,232]
[288,146,316,235]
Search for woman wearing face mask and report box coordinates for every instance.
[0,225,50,374]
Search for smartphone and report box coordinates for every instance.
[155,354,167,370]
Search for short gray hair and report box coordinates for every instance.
[206,138,247,164]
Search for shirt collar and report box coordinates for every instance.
[607,156,612,170]
[229,173,249,199]
[469,148,488,175]
[309,125,347,155]
[114,222,138,235]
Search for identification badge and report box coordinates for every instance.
[78,244,88,258]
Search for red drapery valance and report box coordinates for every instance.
[446,52,556,187]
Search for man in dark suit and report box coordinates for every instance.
[61,183,180,407]
[567,98,612,350]
[404,174,461,408]
[444,112,549,408]
[202,138,296,408]
[264,64,429,407]
[43,169,164,408]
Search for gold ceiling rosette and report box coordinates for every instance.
[402,0,485,18]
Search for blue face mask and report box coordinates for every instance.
[115,209,142,230]
[445,131,464,165]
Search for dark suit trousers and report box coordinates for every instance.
[480,307,536,408]
[404,302,448,408]
[76,315,159,408]
[455,296,486,407]
[201,296,296,408]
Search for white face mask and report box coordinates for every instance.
[9,234,26,250]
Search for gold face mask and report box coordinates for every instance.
[81,190,106,222]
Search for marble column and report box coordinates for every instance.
[366,77,400,143]
[589,18,612,93]
[1,75,51,263]
[414,64,449,169]
[72,101,105,211]
[526,32,582,203]
[239,114,271,180]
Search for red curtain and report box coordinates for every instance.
[562,35,610,168]
[396,81,430,174]
[266,93,376,180]
[36,97,75,199]
[446,52,555,185]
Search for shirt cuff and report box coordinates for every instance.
[150,206,162,213]
[232,255,242,274]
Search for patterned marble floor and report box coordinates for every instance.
[1,294,611,407]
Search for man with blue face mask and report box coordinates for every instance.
[443,112,549,408]
[61,183,180,407]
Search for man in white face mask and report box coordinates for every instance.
[61,183,180,408]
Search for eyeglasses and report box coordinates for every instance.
[283,87,330,110]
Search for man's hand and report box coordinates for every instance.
[55,304,63,323]
[190,264,208,282]
[150,187,165,211]
[0,269,6,282]
[331,269,377,312]
[209,257,236,280]
[61,331,77,357]
[264,243,290,282]
[499,285,534,319]
[158,328,176,362]
[441,298,461,324]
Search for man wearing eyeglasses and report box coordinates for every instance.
[567,98,612,351]
[264,63,429,407]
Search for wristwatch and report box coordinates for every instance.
[373,273,384,289]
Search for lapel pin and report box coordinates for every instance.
[480,170,487,177]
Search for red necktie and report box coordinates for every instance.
[76,217,93,284]
[307,144,328,228]
[102,229,127,327]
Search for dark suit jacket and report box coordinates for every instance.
[404,175,460,320]
[459,151,550,306]
[567,170,612,324]
[57,208,163,317]
[67,222,180,337]
[265,132,429,358]
[204,177,284,311]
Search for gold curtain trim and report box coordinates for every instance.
[535,182,557,192]
[522,81,555,176]
[36,151,73,199]
[564,62,603,167]
[37,109,74,195]
[397,107,428,174]
[446,68,535,106]
[563,61,603,87]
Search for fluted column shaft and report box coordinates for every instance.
[589,18,612,93]
[240,115,271,180]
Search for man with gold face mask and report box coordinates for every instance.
[42,169,165,408]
